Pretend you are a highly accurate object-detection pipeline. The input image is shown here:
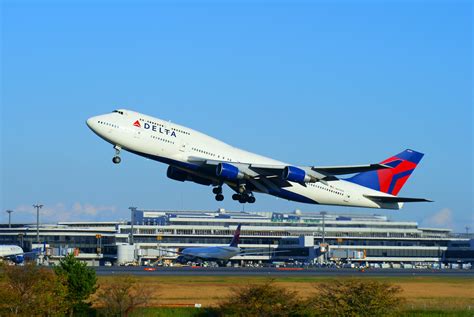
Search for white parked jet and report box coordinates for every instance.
[161,224,281,265]
[0,245,25,263]
[0,245,43,263]
[86,109,431,209]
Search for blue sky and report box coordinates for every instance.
[1,1,472,231]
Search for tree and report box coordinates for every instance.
[304,279,405,317]
[54,253,97,315]
[216,279,302,317]
[94,275,153,317]
[0,262,68,316]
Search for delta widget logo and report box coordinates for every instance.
[132,120,176,137]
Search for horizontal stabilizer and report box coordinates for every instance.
[313,163,393,175]
[364,195,432,203]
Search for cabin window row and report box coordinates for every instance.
[98,121,119,129]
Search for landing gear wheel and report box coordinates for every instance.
[248,196,256,204]
[213,187,222,195]
[112,156,121,164]
[112,145,122,164]
[232,194,240,201]
[215,194,224,201]
[238,196,247,204]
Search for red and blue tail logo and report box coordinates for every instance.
[346,149,424,196]
[229,224,241,247]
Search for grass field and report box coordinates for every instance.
[96,275,474,312]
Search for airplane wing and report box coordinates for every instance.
[187,156,393,192]
[311,163,393,175]
[364,195,433,203]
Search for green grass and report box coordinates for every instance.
[398,310,474,317]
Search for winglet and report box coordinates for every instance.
[229,224,241,247]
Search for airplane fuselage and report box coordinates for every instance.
[181,246,241,261]
[86,109,406,209]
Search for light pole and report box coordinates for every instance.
[129,207,137,245]
[321,211,327,263]
[6,210,14,228]
[33,204,43,245]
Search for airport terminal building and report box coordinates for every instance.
[1,208,472,267]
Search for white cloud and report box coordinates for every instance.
[13,202,119,223]
[422,208,454,229]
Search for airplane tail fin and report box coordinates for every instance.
[346,149,424,196]
[229,224,241,247]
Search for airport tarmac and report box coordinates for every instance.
[93,266,474,277]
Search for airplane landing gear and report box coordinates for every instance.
[232,192,256,204]
[112,145,122,164]
[213,186,224,201]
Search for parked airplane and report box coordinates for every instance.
[160,224,281,265]
[86,109,431,209]
[0,245,26,263]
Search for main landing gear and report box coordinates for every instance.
[112,145,121,164]
[213,186,224,201]
[232,193,256,204]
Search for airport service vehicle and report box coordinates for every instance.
[86,109,431,209]
[160,224,279,265]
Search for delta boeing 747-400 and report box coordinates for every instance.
[87,109,431,209]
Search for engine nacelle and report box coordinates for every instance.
[167,166,187,182]
[166,166,213,186]
[216,163,244,180]
[282,166,311,183]
[14,254,24,264]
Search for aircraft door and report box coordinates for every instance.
[179,141,188,153]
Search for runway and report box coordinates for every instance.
[93,266,474,277]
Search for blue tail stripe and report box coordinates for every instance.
[395,150,424,164]
[387,169,414,195]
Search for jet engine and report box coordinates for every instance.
[13,254,24,264]
[282,166,312,183]
[166,166,213,186]
[216,163,244,180]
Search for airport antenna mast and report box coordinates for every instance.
[33,204,43,245]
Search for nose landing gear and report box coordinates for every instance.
[112,145,121,164]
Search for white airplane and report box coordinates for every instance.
[0,245,25,263]
[160,224,282,265]
[86,109,431,209]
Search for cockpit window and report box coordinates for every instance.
[113,110,124,115]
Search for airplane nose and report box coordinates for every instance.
[86,117,96,130]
